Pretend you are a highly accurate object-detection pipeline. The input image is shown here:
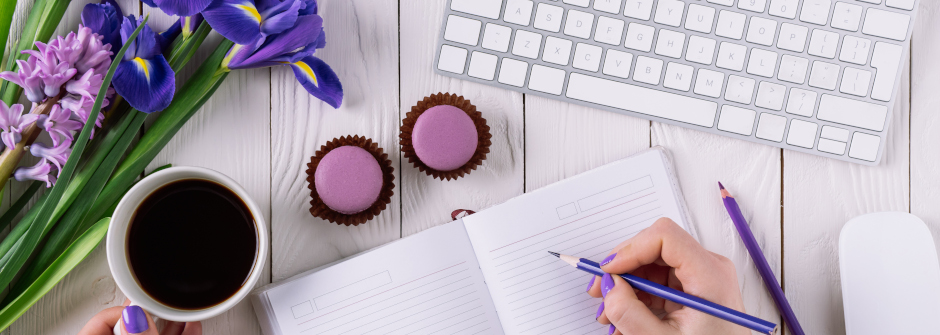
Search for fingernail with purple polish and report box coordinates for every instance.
[608,324,616,335]
[586,276,596,292]
[601,273,614,298]
[595,302,604,320]
[122,305,148,334]
[600,253,617,266]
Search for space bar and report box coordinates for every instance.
[565,73,719,127]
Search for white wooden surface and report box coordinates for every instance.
[6,0,939,334]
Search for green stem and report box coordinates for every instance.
[0,0,18,68]
[0,182,40,232]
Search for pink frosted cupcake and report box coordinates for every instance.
[400,93,491,180]
[306,136,395,226]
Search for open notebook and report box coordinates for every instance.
[252,147,696,335]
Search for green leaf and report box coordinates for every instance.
[0,218,109,330]
[0,182,40,232]
[0,0,18,71]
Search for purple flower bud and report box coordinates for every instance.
[13,158,56,187]
[30,141,71,173]
[38,105,83,147]
[0,102,38,149]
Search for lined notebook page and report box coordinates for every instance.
[463,149,692,335]
[261,221,503,335]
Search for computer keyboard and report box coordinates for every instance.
[434,0,919,165]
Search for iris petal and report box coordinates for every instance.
[120,17,161,60]
[202,0,264,45]
[290,56,342,108]
[299,0,318,15]
[259,0,304,36]
[81,0,123,49]
[152,0,213,17]
[113,55,175,113]
[228,14,322,69]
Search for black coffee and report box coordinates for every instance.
[127,179,257,310]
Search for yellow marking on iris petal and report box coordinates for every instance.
[183,16,193,38]
[133,57,150,81]
[291,61,319,86]
[234,4,262,23]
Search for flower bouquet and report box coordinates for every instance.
[0,0,342,328]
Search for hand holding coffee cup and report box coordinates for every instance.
[78,299,201,335]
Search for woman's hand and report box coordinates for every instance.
[78,299,201,335]
[586,218,749,335]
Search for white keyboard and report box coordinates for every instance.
[435,0,918,165]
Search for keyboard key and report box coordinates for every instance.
[438,45,468,74]
[468,51,498,80]
[595,16,626,45]
[746,48,778,77]
[800,0,832,25]
[849,132,880,161]
[624,23,655,51]
[686,36,717,65]
[738,0,767,13]
[603,50,634,78]
[504,0,534,26]
[533,3,565,32]
[594,0,624,14]
[831,2,863,31]
[663,62,694,91]
[573,43,603,71]
[808,29,839,58]
[694,69,725,98]
[528,65,566,95]
[817,94,888,131]
[778,55,809,84]
[716,42,747,71]
[808,61,840,90]
[654,0,685,27]
[498,58,529,87]
[886,0,916,10]
[512,30,543,59]
[821,125,850,142]
[444,15,482,46]
[862,8,911,41]
[756,113,787,141]
[786,119,818,148]
[858,0,881,3]
[777,23,808,52]
[725,75,756,104]
[818,138,846,154]
[840,67,872,97]
[451,0,501,19]
[564,0,591,7]
[542,37,573,65]
[481,23,512,52]
[716,10,747,39]
[718,105,756,135]
[768,0,799,19]
[624,0,655,20]
[566,73,719,127]
[755,81,786,110]
[746,16,778,46]
[785,88,818,116]
[707,0,735,6]
[870,42,903,101]
[633,56,664,84]
[839,36,871,65]
[564,10,595,39]
[685,4,716,33]
[655,29,686,58]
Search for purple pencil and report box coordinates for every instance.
[719,182,804,335]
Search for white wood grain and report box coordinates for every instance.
[652,124,783,331]
[270,0,401,282]
[910,0,940,264]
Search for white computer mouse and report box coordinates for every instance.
[839,212,940,335]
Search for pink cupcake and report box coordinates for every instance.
[306,136,395,226]
[400,93,491,180]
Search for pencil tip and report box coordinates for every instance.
[718,181,725,190]
[547,251,560,258]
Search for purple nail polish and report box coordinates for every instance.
[122,306,148,334]
[608,324,616,335]
[600,253,617,266]
[595,302,604,320]
[586,276,596,292]
[601,273,614,298]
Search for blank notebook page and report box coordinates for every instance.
[463,149,693,334]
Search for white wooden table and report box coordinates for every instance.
[8,0,940,334]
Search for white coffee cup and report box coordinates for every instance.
[106,166,268,322]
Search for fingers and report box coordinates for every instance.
[600,218,716,282]
[181,322,202,335]
[587,275,602,298]
[78,306,124,335]
[120,306,159,335]
[161,322,185,335]
[603,274,678,335]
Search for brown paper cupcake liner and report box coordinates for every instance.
[400,93,492,181]
[306,135,395,226]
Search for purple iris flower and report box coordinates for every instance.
[206,0,342,108]
[140,0,212,17]
[0,102,38,149]
[111,17,175,113]
[81,0,124,51]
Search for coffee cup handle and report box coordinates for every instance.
[112,303,162,335]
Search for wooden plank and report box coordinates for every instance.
[652,124,782,327]
[782,49,911,335]
[910,0,940,263]
[270,0,401,283]
[400,0,525,236]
